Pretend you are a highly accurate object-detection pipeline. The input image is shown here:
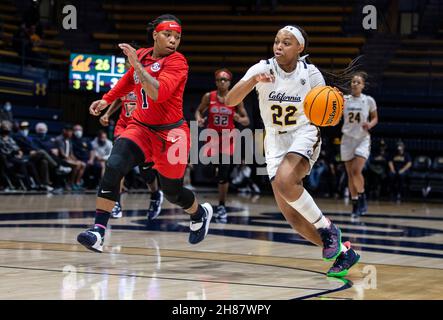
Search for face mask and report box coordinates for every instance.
[74,130,83,138]
[98,140,106,146]
[37,132,47,138]
[22,129,29,137]
[3,102,12,112]
[0,129,11,135]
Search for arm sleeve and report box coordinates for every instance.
[156,54,189,103]
[240,60,271,82]
[308,64,326,88]
[102,68,135,104]
[367,95,377,112]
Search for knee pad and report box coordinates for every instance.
[217,164,231,184]
[139,162,157,185]
[159,175,195,209]
[98,157,125,201]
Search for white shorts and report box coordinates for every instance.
[340,134,370,162]
[264,124,321,180]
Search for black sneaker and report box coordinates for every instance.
[351,199,360,218]
[318,221,342,261]
[189,203,213,244]
[215,205,227,219]
[77,227,104,253]
[147,190,164,221]
[358,193,367,215]
[327,241,360,277]
[111,202,122,219]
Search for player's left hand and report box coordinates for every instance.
[119,43,138,67]
[362,122,370,131]
[333,86,344,97]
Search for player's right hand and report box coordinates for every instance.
[89,99,108,116]
[197,116,206,127]
[254,73,275,83]
[100,114,110,126]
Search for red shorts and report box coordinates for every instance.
[202,130,236,157]
[119,121,190,179]
[114,118,128,138]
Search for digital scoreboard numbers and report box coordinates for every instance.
[69,53,126,93]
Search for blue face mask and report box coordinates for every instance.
[37,132,46,138]
[3,103,12,112]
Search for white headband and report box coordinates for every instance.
[280,26,305,47]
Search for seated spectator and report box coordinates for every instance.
[0,102,14,122]
[0,120,38,190]
[28,25,42,47]
[367,139,389,200]
[388,141,412,201]
[72,124,98,188]
[56,124,86,191]
[91,130,113,178]
[12,23,32,57]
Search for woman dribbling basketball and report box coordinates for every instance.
[226,25,360,277]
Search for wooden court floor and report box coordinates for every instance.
[0,191,442,300]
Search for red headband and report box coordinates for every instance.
[155,21,182,34]
[215,70,232,80]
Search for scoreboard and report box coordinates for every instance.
[69,53,126,93]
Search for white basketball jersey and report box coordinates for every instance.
[342,93,377,139]
[242,58,324,131]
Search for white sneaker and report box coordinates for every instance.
[77,228,104,253]
[188,203,213,244]
[111,202,122,219]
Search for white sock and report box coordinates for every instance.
[341,243,348,253]
[287,189,331,229]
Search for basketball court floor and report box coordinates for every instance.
[0,190,442,300]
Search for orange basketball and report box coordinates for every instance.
[303,86,344,127]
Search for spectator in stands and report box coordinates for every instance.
[28,25,42,48]
[91,130,113,178]
[13,121,56,192]
[92,130,112,177]
[0,120,38,190]
[72,124,98,188]
[12,23,32,57]
[56,124,86,191]
[0,102,14,122]
[328,137,347,198]
[388,141,412,201]
[23,0,42,35]
[367,139,389,200]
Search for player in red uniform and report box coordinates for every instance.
[77,14,213,252]
[195,69,249,219]
[99,89,164,221]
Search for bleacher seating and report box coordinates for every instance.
[95,1,365,74]
[429,156,443,194]
[408,155,432,195]
[0,1,68,65]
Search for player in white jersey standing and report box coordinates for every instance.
[226,25,360,277]
[341,72,378,217]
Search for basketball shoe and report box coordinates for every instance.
[77,226,104,253]
[189,203,213,244]
[147,190,164,221]
[318,221,342,261]
[327,241,360,277]
[111,202,122,219]
[215,205,227,220]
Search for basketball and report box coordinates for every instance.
[303,86,344,127]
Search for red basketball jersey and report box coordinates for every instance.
[118,91,137,127]
[207,91,236,132]
[102,47,188,126]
